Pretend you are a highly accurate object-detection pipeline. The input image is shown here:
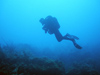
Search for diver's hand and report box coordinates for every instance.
[45,30,47,33]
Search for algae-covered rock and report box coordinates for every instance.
[66,62,99,75]
[17,57,65,75]
[0,45,65,75]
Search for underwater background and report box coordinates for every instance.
[0,0,100,75]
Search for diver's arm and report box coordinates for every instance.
[42,26,48,33]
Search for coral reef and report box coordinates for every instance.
[0,44,99,75]
[66,62,99,75]
[0,45,65,75]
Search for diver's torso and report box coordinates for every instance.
[44,16,60,34]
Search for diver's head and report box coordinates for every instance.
[39,18,45,25]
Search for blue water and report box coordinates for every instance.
[0,0,100,73]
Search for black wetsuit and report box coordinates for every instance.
[40,16,82,49]
[42,16,60,34]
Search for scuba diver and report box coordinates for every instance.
[39,15,82,49]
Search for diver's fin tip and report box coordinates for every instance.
[73,42,82,49]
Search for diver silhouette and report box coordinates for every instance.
[39,16,82,49]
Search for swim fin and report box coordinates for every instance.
[65,33,79,40]
[71,35,79,40]
[65,33,82,49]
[73,42,82,49]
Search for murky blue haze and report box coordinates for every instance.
[0,0,100,74]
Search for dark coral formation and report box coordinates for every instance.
[0,45,65,75]
[0,44,99,75]
[66,62,99,75]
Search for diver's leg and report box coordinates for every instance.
[54,30,74,42]
[54,29,63,42]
